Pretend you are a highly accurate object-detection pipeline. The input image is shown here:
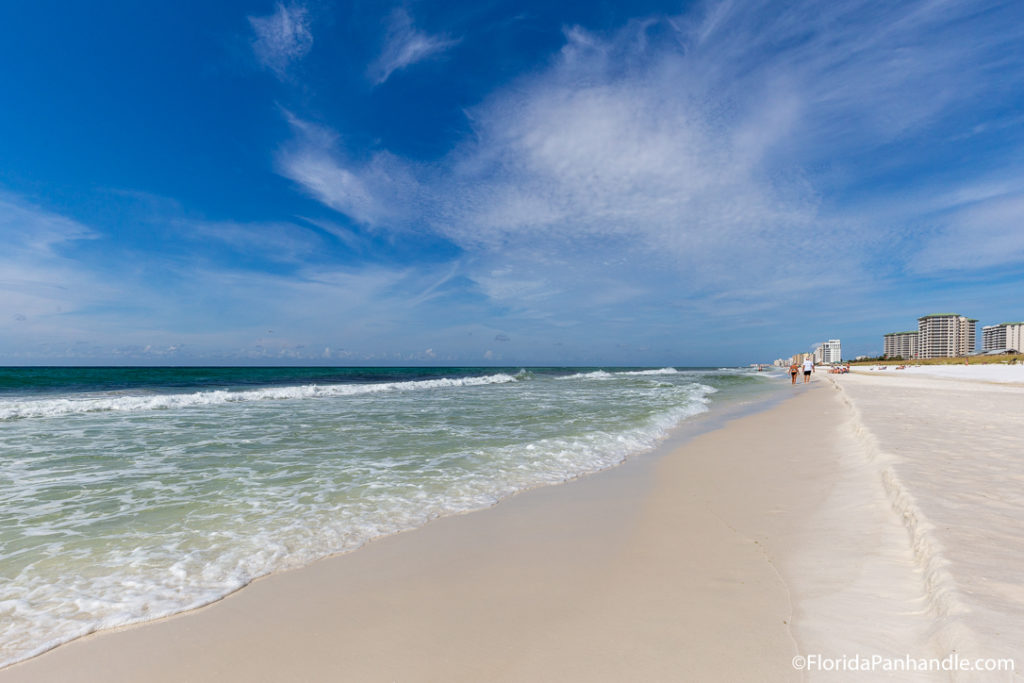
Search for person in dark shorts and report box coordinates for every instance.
[802,357,814,383]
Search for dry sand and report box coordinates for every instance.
[5,375,1018,682]
[857,364,1024,385]
[834,371,1024,680]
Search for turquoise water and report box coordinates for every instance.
[0,366,780,667]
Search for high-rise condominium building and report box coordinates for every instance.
[883,331,918,359]
[982,322,1024,352]
[813,339,842,364]
[917,314,977,358]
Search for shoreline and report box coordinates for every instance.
[0,372,787,674]
[0,368,740,670]
[3,382,818,682]
[5,371,1018,680]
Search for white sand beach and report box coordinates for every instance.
[833,369,1024,679]
[858,363,1024,385]
[2,371,1021,681]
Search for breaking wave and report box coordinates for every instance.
[0,373,520,421]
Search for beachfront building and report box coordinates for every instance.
[982,324,1006,351]
[813,339,842,364]
[917,314,977,358]
[883,331,918,359]
[982,322,1024,352]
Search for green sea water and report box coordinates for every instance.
[0,366,782,667]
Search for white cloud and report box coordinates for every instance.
[0,194,97,253]
[0,192,489,362]
[279,0,1024,318]
[276,112,419,226]
[0,195,104,327]
[442,54,815,262]
[280,14,833,303]
[368,8,458,85]
[909,190,1024,273]
[296,216,367,251]
[181,218,324,263]
[249,3,313,79]
[248,0,1024,362]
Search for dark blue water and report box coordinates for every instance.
[0,366,728,396]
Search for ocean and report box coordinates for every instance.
[0,365,780,667]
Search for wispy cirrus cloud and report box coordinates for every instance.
[0,191,494,363]
[280,0,1024,325]
[249,2,314,79]
[0,194,97,254]
[368,8,458,85]
[275,111,419,226]
[908,186,1024,274]
[181,219,326,263]
[0,194,110,337]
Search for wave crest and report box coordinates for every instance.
[0,373,519,421]
[558,368,679,380]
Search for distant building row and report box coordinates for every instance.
[883,314,1022,359]
[773,339,842,367]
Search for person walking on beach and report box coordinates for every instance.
[789,362,799,384]
[803,357,814,383]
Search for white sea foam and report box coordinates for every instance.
[558,370,616,380]
[0,373,519,421]
[558,368,679,380]
[618,368,679,376]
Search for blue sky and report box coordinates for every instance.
[2,0,1023,365]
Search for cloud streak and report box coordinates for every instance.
[249,3,314,79]
[0,195,114,344]
[368,8,458,85]
[279,0,1024,321]
[0,192,486,363]
[909,187,1024,274]
[276,112,419,226]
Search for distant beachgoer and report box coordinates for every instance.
[789,363,799,384]
[803,358,814,383]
